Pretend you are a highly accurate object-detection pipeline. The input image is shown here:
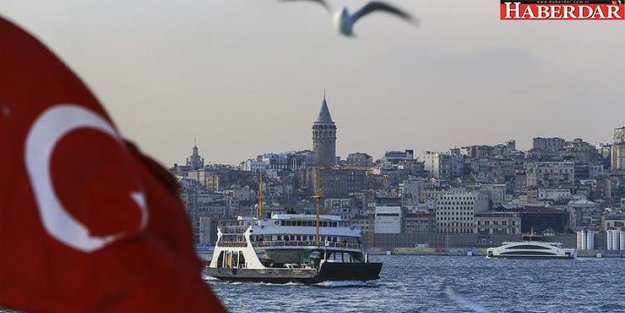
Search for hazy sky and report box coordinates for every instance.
[2,1,625,166]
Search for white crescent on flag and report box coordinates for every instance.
[24,105,148,253]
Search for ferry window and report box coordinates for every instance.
[216,252,224,268]
[238,253,246,268]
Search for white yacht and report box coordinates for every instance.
[206,213,382,283]
[487,232,577,259]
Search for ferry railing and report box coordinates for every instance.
[253,240,360,250]
[219,226,249,234]
[217,241,248,247]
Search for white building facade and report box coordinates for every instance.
[374,206,402,234]
[436,190,490,234]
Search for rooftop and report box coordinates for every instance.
[315,98,334,123]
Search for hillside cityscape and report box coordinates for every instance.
[169,96,625,255]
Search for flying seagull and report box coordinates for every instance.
[279,0,331,11]
[334,1,417,36]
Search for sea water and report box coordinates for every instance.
[2,255,623,312]
[209,255,625,313]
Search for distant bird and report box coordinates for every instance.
[280,0,331,11]
[333,1,417,36]
[278,0,417,37]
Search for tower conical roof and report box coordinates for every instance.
[316,98,333,123]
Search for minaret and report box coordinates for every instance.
[312,95,337,167]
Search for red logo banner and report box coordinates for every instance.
[500,1,625,20]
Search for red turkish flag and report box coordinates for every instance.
[0,17,226,312]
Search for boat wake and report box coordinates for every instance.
[314,280,379,288]
[445,287,493,313]
[574,257,605,262]
[202,274,219,281]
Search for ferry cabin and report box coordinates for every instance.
[210,213,365,270]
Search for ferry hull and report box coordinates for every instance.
[206,262,382,284]
[317,262,382,281]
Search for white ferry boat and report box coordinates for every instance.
[486,232,577,259]
[206,213,382,283]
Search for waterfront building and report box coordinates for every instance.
[421,186,449,203]
[461,145,494,159]
[563,138,600,164]
[525,161,575,188]
[375,206,402,234]
[187,169,220,191]
[602,208,625,231]
[568,198,600,230]
[533,137,566,153]
[241,158,267,172]
[287,150,314,170]
[350,216,371,234]
[474,212,521,235]
[325,197,358,220]
[402,211,435,234]
[261,153,289,170]
[538,188,572,202]
[435,190,490,234]
[384,150,414,163]
[346,152,373,167]
[520,206,567,233]
[308,167,369,199]
[612,126,625,170]
[477,184,507,207]
[420,151,451,181]
[400,178,424,206]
